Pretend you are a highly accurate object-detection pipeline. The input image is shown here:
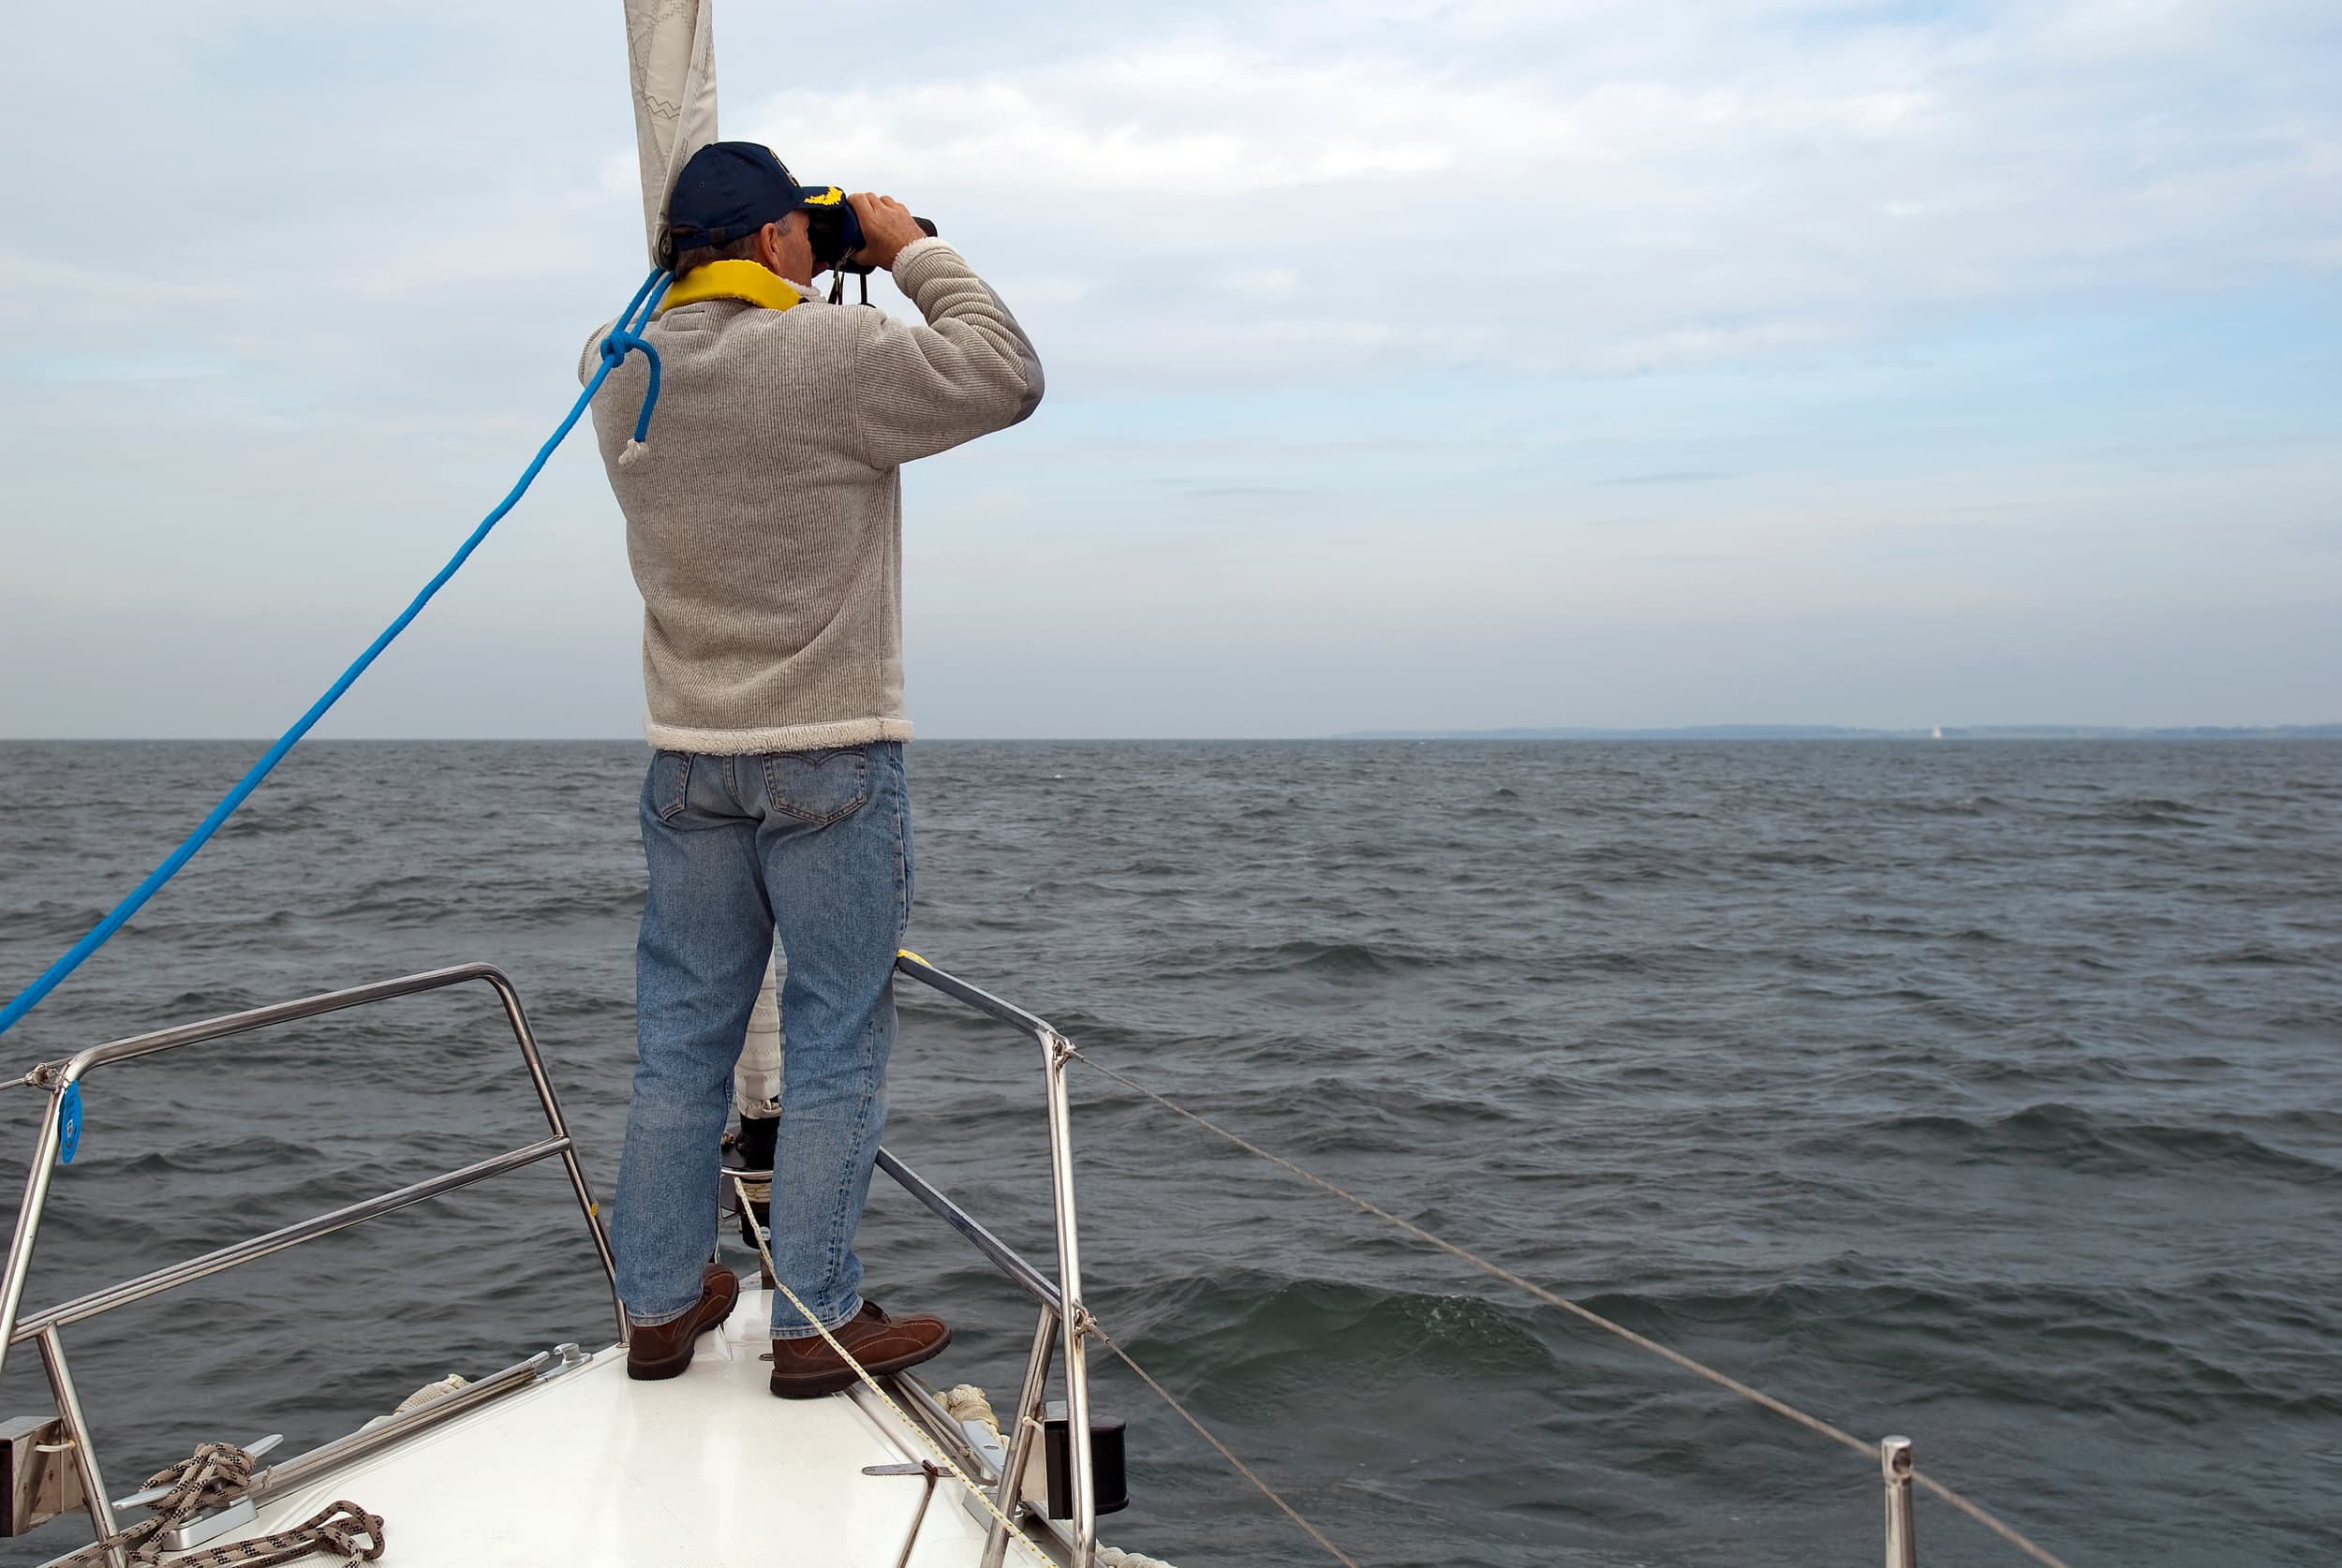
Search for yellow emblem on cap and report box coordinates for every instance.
[802,186,846,206]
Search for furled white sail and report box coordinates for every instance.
[738,954,783,1116]
[623,0,720,264]
[622,1,776,1108]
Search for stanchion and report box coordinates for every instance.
[1882,1435,1919,1568]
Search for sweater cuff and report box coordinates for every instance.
[888,236,961,297]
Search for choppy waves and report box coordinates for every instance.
[1837,1103,2338,1183]
[2,738,2338,1568]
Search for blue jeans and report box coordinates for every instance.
[614,743,912,1339]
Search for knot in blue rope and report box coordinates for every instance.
[601,270,674,454]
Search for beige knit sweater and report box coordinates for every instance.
[579,238,1043,753]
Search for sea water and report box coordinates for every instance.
[0,739,2335,1566]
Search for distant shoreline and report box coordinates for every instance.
[1332,724,2342,741]
[4,725,2339,745]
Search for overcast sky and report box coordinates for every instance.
[2,0,2335,738]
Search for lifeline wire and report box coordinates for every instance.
[726,1175,1054,1568]
[1068,1048,2081,1568]
[0,270,674,1043]
[741,1170,1346,1568]
[1087,1325,1361,1568]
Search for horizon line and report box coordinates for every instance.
[4,722,2338,745]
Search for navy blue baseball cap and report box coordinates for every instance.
[661,141,847,259]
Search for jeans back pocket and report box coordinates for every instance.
[761,747,871,826]
[647,750,693,821]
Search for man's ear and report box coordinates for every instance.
[754,220,787,274]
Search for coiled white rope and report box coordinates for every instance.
[392,1374,467,1414]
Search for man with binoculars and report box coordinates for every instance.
[580,141,1043,1397]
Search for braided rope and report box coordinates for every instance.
[726,1175,1053,1566]
[0,266,673,1044]
[1070,1047,2080,1568]
[167,1503,384,1568]
[54,1442,382,1568]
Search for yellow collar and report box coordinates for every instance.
[657,259,805,316]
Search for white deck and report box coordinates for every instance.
[185,1285,1010,1567]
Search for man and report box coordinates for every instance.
[580,141,1043,1396]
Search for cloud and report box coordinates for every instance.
[0,0,2335,735]
[735,0,2341,384]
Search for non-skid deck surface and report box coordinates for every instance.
[189,1288,998,1567]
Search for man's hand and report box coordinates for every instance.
[848,193,926,272]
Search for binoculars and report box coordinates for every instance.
[803,191,938,275]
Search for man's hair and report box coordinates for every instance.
[671,229,763,275]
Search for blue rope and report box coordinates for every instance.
[0,268,674,1043]
[608,318,663,445]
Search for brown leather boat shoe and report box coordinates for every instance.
[626,1263,741,1381]
[768,1300,951,1399]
